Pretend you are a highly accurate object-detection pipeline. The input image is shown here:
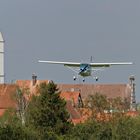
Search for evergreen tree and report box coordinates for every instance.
[26,81,72,137]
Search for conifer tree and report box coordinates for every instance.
[26,81,71,136]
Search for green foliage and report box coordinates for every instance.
[63,120,112,140]
[0,109,39,140]
[26,81,72,136]
[0,82,72,139]
[111,97,130,112]
[0,108,16,125]
[85,93,110,120]
[0,83,140,140]
[0,124,39,140]
[110,116,140,140]
[86,93,109,111]
[63,116,140,140]
[62,91,139,140]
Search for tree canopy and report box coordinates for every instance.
[0,82,139,140]
[26,81,72,136]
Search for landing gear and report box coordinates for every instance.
[92,76,99,82]
[73,76,77,81]
[95,77,98,81]
[73,76,85,82]
[83,79,85,82]
[73,76,98,82]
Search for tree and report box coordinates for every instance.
[16,87,29,125]
[0,109,39,140]
[26,81,72,137]
[110,116,139,140]
[85,93,110,121]
[63,120,112,140]
[111,97,130,112]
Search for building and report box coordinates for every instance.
[58,83,132,101]
[0,75,137,124]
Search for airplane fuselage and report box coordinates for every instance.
[79,63,91,77]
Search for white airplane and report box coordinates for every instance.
[38,59,133,82]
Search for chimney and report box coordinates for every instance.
[32,73,37,86]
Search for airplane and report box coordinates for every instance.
[38,59,133,82]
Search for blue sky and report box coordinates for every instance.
[0,1,139,100]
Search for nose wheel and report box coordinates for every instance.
[95,77,98,81]
[83,79,85,82]
[73,76,77,81]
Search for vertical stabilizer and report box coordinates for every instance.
[0,32,4,42]
[0,32,4,83]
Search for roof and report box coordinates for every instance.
[0,84,17,112]
[16,80,49,89]
[60,91,81,105]
[66,101,81,119]
[58,84,131,100]
[16,80,49,100]
[126,111,139,117]
[60,91,84,124]
[16,80,131,100]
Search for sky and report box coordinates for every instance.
[0,1,140,100]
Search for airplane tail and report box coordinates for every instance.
[90,56,93,63]
[0,32,4,42]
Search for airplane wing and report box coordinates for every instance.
[38,60,81,67]
[38,60,133,67]
[90,62,133,67]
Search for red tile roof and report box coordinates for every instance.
[16,80,49,88]
[60,92,84,124]
[126,111,139,117]
[66,101,81,118]
[58,84,131,100]
[0,84,18,116]
[16,81,131,101]
[60,91,80,105]
[16,80,49,100]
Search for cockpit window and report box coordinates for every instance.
[80,64,90,69]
